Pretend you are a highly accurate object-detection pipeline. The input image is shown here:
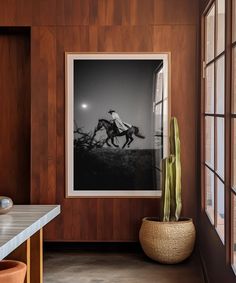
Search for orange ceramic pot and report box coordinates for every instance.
[0,260,26,283]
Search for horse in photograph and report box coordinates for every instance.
[94,119,145,149]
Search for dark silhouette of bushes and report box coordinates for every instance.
[74,127,105,151]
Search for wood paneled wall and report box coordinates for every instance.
[0,30,30,204]
[0,0,199,241]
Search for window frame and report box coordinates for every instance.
[153,63,164,171]
[202,0,226,243]
[201,0,236,273]
[230,0,236,272]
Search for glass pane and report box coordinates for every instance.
[206,5,215,63]
[163,135,168,158]
[155,69,163,103]
[205,166,215,223]
[205,116,214,168]
[216,178,224,243]
[233,119,236,189]
[232,193,236,268]
[154,104,163,159]
[163,99,168,136]
[216,56,225,114]
[205,64,214,113]
[163,99,168,158]
[216,0,225,55]
[216,118,224,179]
[233,0,236,43]
[154,104,162,135]
[155,169,161,189]
[154,148,162,170]
[233,48,236,114]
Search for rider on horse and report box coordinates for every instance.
[94,112,145,149]
[108,110,132,134]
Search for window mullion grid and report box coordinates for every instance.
[230,187,235,265]
[231,115,235,263]
[203,0,235,262]
[231,187,236,195]
[203,16,207,211]
[225,0,233,265]
[214,0,218,229]
[206,50,226,67]
[205,161,225,183]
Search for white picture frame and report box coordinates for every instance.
[65,53,171,197]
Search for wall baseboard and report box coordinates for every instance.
[44,242,143,253]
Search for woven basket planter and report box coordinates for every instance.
[139,217,196,264]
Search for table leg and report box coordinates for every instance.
[30,229,43,283]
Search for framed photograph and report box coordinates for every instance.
[66,53,170,197]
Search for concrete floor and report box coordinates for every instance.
[44,251,205,283]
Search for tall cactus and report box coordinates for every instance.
[161,117,182,222]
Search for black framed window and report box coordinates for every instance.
[203,0,226,243]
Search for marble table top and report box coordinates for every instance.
[0,205,60,259]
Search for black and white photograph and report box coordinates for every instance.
[66,54,169,197]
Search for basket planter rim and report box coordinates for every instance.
[142,217,193,224]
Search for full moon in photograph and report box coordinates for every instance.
[81,103,88,109]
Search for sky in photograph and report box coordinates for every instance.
[74,59,162,149]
